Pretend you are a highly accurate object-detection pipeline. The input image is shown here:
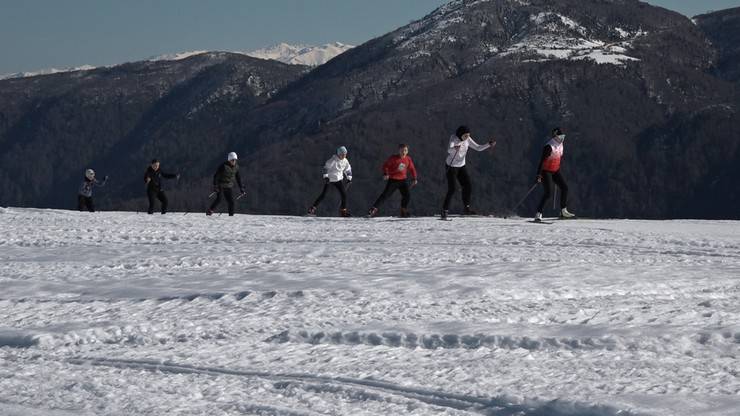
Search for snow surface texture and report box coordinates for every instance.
[0,208,738,415]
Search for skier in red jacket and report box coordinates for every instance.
[368,144,418,218]
[535,127,576,222]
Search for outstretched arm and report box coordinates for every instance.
[467,137,492,152]
[162,171,178,180]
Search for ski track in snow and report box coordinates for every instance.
[0,208,738,415]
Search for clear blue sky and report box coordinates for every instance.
[1,0,738,74]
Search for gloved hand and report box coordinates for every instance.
[240,188,246,195]
[324,177,330,184]
[383,175,389,181]
[176,174,181,180]
[346,176,353,182]
[536,175,543,183]
[104,175,109,181]
[212,186,219,193]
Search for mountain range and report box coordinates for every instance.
[0,42,353,80]
[0,0,738,219]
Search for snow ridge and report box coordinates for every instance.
[0,65,96,81]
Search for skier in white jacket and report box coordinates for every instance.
[307,146,353,217]
[441,125,496,220]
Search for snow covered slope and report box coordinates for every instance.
[0,208,738,415]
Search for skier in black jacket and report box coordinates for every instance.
[144,159,179,214]
[207,152,244,216]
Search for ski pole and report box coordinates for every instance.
[236,192,246,200]
[208,192,217,199]
[511,182,539,212]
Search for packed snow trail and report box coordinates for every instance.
[0,208,738,415]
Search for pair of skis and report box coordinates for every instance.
[207,191,246,200]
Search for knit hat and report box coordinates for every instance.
[455,125,471,139]
[85,169,95,180]
[227,152,238,161]
[336,146,348,155]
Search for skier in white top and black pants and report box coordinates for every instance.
[308,146,353,217]
[441,126,496,220]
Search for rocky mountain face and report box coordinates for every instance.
[695,7,740,83]
[1,0,738,218]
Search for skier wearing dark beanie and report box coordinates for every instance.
[440,125,496,220]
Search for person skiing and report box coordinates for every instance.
[144,159,179,215]
[307,146,353,217]
[368,143,418,218]
[534,127,576,222]
[207,152,244,216]
[440,125,496,220]
[77,168,108,212]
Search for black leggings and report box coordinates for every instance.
[312,181,347,209]
[537,171,569,212]
[372,179,410,209]
[147,189,168,214]
[77,195,95,212]
[443,165,472,210]
[210,188,236,215]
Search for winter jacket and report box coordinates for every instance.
[323,155,352,183]
[382,155,417,181]
[144,167,177,191]
[445,135,491,167]
[213,162,243,189]
[78,177,107,197]
[538,138,564,174]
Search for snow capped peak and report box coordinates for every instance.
[245,42,354,66]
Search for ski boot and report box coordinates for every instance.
[340,208,352,217]
[463,205,478,215]
[440,210,449,220]
[560,208,576,219]
[206,209,214,216]
[368,207,379,218]
[534,212,543,222]
[399,208,410,218]
[307,206,317,216]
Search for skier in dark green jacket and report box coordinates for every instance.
[207,152,244,216]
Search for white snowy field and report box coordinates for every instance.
[0,208,738,416]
